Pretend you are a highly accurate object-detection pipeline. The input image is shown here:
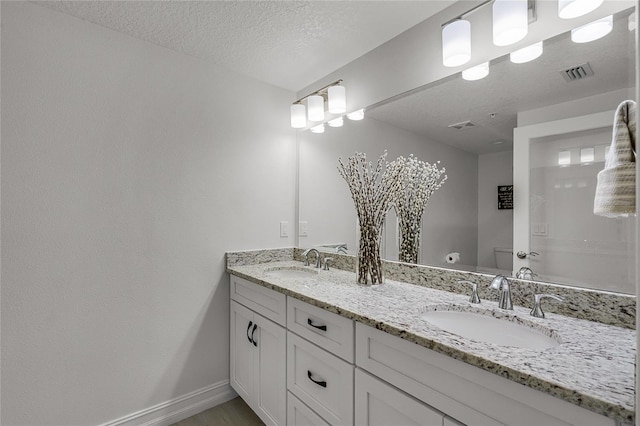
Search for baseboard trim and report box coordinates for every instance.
[99,380,238,426]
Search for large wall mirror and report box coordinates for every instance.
[298,8,636,295]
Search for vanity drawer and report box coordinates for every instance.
[287,332,354,425]
[287,297,354,362]
[356,322,614,426]
[230,274,286,326]
[287,391,330,426]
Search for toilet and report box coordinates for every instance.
[494,247,513,271]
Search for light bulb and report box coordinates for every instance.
[347,109,365,121]
[510,41,543,63]
[290,104,306,128]
[493,0,528,46]
[571,15,613,43]
[462,62,489,81]
[328,117,343,127]
[442,19,471,67]
[558,0,604,19]
[328,86,346,114]
[307,95,325,122]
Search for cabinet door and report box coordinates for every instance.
[254,313,287,426]
[355,369,445,426]
[230,300,255,403]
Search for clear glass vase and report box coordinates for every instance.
[398,220,421,264]
[356,220,384,285]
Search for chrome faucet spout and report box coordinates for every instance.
[302,248,321,268]
[490,275,513,310]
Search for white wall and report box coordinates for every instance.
[299,118,478,268]
[1,3,296,425]
[477,151,513,269]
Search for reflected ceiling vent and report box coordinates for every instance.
[559,62,594,82]
[448,120,477,130]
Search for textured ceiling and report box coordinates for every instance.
[34,0,454,92]
[367,11,635,155]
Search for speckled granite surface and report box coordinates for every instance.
[226,250,635,424]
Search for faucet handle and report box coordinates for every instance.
[530,293,564,318]
[458,280,480,304]
[323,257,334,271]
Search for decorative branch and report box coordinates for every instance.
[393,155,447,264]
[338,151,405,284]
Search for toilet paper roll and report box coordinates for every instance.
[445,252,460,264]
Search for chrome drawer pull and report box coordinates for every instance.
[307,370,327,388]
[307,318,327,331]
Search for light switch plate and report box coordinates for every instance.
[299,221,308,237]
[280,221,289,238]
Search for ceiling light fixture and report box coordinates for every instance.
[347,109,365,121]
[510,41,543,63]
[442,19,471,67]
[289,79,344,129]
[558,0,603,19]
[571,15,613,43]
[493,0,528,46]
[462,62,490,81]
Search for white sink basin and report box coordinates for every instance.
[421,308,560,350]
[264,267,318,279]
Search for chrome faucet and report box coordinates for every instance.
[490,275,513,310]
[516,267,534,280]
[458,280,480,304]
[302,248,321,268]
[530,293,564,318]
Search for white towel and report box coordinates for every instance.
[594,100,637,217]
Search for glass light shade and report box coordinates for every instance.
[558,150,572,166]
[328,86,346,114]
[307,95,325,121]
[558,0,604,19]
[347,109,365,121]
[290,104,306,128]
[462,62,490,81]
[328,117,344,127]
[442,19,471,67]
[510,41,543,63]
[493,0,528,46]
[310,124,325,134]
[629,12,636,31]
[580,147,595,163]
[571,15,613,43]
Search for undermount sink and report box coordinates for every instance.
[264,267,318,279]
[421,307,560,350]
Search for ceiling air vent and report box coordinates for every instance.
[559,62,594,82]
[448,120,477,130]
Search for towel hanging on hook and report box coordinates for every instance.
[593,100,636,217]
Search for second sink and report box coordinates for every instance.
[264,267,318,279]
[421,306,560,350]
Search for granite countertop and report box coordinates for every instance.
[228,260,635,424]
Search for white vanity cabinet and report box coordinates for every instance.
[230,275,287,426]
[355,322,615,426]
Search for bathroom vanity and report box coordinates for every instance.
[227,249,635,426]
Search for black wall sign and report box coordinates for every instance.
[498,185,513,210]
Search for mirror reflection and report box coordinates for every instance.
[298,9,636,294]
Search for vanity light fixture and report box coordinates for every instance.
[571,15,613,43]
[290,103,306,128]
[347,109,365,121]
[307,95,325,122]
[310,124,325,134]
[328,117,344,128]
[462,62,490,81]
[580,147,595,163]
[558,150,572,166]
[629,12,636,31]
[442,19,471,67]
[493,0,528,46]
[289,79,344,129]
[558,0,603,19]
[328,85,346,114]
[510,41,543,63]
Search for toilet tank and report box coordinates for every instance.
[494,247,513,271]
